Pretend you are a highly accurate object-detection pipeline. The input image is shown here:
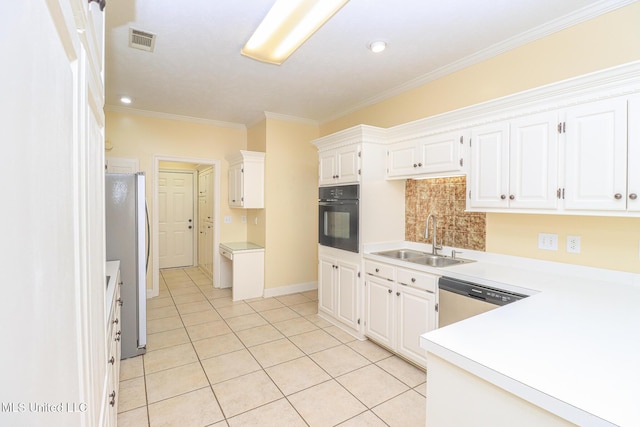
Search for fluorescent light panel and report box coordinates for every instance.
[242,0,349,65]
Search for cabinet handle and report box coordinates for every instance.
[630,193,638,200]
[109,356,115,365]
[500,194,506,200]
[418,162,422,167]
[112,318,119,325]
[109,391,116,406]
[388,289,392,294]
[375,268,380,273]
[117,298,123,306]
[413,164,417,168]
[115,331,121,342]
[509,194,515,200]
[396,292,400,296]
[411,278,416,283]
[614,193,622,200]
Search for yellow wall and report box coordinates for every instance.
[262,119,319,289]
[487,214,640,272]
[247,119,267,247]
[321,3,640,134]
[321,3,640,273]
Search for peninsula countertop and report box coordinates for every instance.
[364,242,640,427]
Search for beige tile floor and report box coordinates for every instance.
[117,267,426,427]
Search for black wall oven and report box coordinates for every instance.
[318,184,359,253]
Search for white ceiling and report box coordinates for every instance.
[104,0,631,127]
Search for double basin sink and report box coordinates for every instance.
[372,248,474,268]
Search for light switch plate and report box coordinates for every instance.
[224,215,231,224]
[538,233,558,251]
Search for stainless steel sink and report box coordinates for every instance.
[373,249,427,260]
[373,249,474,267]
[407,255,470,268]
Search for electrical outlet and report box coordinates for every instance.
[566,235,581,254]
[224,215,232,224]
[538,233,558,251]
[241,215,247,223]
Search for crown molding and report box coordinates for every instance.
[263,111,319,126]
[320,0,637,124]
[104,105,247,130]
[387,60,640,141]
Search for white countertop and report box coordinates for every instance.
[364,242,640,427]
[220,241,264,252]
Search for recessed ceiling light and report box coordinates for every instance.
[369,40,387,53]
[120,96,133,104]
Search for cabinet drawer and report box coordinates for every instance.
[364,261,394,281]
[396,268,437,293]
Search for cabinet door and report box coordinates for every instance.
[564,98,627,211]
[628,95,640,212]
[419,131,463,175]
[318,151,337,186]
[469,123,510,208]
[336,260,360,329]
[509,112,559,209]
[387,141,421,177]
[318,257,336,315]
[336,146,360,184]
[228,164,243,207]
[364,275,394,348]
[396,286,435,367]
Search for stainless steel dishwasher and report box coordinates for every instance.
[437,276,528,327]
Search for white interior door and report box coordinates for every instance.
[158,171,195,268]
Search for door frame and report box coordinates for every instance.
[158,169,197,269]
[151,155,221,298]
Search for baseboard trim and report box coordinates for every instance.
[263,281,318,298]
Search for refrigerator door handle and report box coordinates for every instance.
[136,173,147,349]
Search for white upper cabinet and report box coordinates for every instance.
[509,112,559,210]
[563,97,628,211]
[227,151,265,208]
[470,112,559,211]
[469,122,510,209]
[628,94,640,212]
[387,130,465,179]
[319,145,360,186]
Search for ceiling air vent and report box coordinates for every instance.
[128,28,156,52]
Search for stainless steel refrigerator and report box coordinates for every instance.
[105,173,147,359]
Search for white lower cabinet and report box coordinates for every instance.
[364,260,438,368]
[364,275,394,348]
[104,269,122,427]
[318,247,361,334]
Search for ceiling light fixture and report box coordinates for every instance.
[242,0,349,65]
[369,41,387,53]
[120,96,132,104]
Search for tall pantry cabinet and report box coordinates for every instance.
[198,168,214,278]
[3,1,112,426]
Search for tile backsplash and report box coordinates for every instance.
[405,176,486,251]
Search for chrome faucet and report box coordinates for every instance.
[424,214,443,255]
